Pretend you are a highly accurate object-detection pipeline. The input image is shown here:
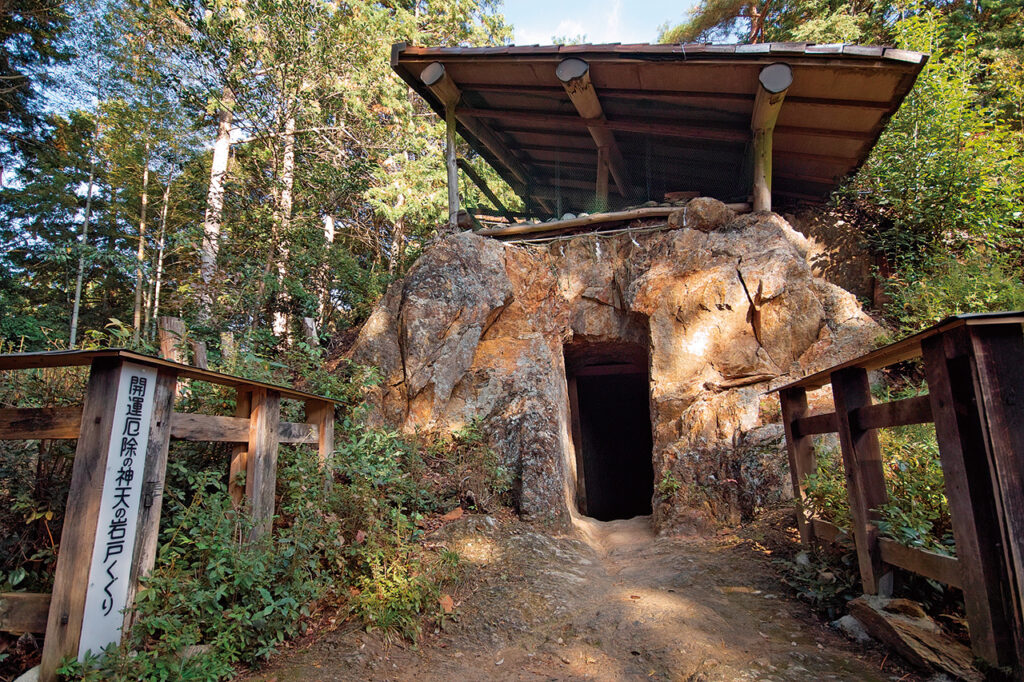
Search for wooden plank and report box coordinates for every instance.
[832,366,891,595]
[853,394,932,431]
[170,411,314,444]
[279,420,317,445]
[877,538,962,589]
[922,328,1014,666]
[123,369,177,631]
[967,323,1024,670]
[0,592,51,634]
[811,517,848,544]
[171,412,249,442]
[793,410,838,437]
[245,388,280,541]
[781,386,817,544]
[229,389,251,509]
[0,349,339,404]
[40,358,121,682]
[0,406,83,440]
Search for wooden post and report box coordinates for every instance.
[124,369,177,629]
[245,388,280,540]
[40,358,121,681]
[595,146,609,212]
[156,316,186,363]
[305,399,334,490]
[779,386,817,545]
[189,340,208,370]
[229,389,252,508]
[566,375,587,514]
[750,63,792,213]
[923,328,1014,666]
[831,366,891,596]
[421,62,461,231]
[968,323,1024,671]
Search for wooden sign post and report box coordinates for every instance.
[39,358,176,680]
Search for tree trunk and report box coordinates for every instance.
[69,155,96,349]
[272,114,296,340]
[200,87,234,319]
[389,193,406,274]
[132,146,151,345]
[151,180,172,337]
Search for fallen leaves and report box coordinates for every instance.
[439,593,455,613]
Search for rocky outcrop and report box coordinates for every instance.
[350,201,880,531]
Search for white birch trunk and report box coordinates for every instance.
[132,147,150,344]
[272,114,296,339]
[151,180,172,334]
[200,87,234,315]
[69,155,96,348]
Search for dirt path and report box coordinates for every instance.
[252,515,898,681]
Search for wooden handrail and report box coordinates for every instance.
[778,312,1024,671]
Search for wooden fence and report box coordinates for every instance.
[0,349,336,682]
[776,311,1024,673]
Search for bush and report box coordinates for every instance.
[885,250,1024,336]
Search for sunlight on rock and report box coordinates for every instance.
[451,534,498,564]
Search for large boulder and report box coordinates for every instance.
[349,200,880,530]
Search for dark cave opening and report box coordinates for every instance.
[565,342,654,522]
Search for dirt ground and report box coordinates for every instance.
[250,512,912,682]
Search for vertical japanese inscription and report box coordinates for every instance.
[77,363,157,658]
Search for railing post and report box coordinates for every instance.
[966,323,1024,670]
[245,388,280,540]
[229,389,252,508]
[780,386,816,544]
[305,399,334,490]
[923,327,1015,667]
[831,366,891,596]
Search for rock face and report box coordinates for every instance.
[350,202,880,531]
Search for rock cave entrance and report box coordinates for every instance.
[564,341,654,522]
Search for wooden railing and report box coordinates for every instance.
[776,311,1024,672]
[0,349,336,681]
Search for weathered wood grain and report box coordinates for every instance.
[0,406,83,440]
[832,366,891,596]
[0,592,50,634]
[853,394,932,431]
[781,387,818,544]
[245,389,280,541]
[923,328,1013,666]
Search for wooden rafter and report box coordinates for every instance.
[556,58,631,196]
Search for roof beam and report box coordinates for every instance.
[419,62,540,207]
[751,63,793,212]
[556,58,631,196]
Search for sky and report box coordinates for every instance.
[501,0,700,46]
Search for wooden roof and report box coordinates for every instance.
[0,349,337,403]
[392,42,927,216]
